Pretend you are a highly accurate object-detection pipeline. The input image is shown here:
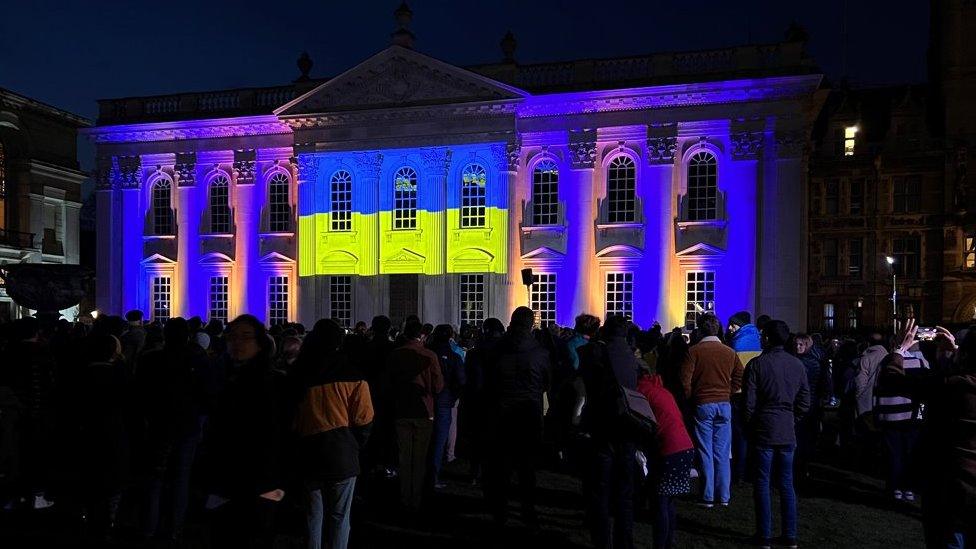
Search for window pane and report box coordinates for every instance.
[823,239,838,276]
[687,152,717,221]
[848,238,863,276]
[330,170,353,232]
[269,275,289,326]
[209,176,231,233]
[530,273,557,327]
[209,276,229,323]
[684,271,715,329]
[269,173,291,232]
[152,276,171,322]
[605,272,634,319]
[152,179,173,235]
[329,275,352,328]
[607,156,636,223]
[393,167,418,230]
[460,164,487,228]
[532,160,559,226]
[459,274,486,329]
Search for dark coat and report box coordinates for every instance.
[483,328,550,409]
[136,343,216,443]
[202,357,290,500]
[75,360,131,494]
[429,342,465,409]
[386,340,443,420]
[578,336,643,441]
[743,346,811,446]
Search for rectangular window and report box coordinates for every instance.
[965,235,976,269]
[530,273,557,327]
[849,178,864,214]
[268,275,289,326]
[685,271,715,329]
[823,303,835,329]
[329,276,352,328]
[393,169,418,230]
[848,306,859,329]
[330,174,353,232]
[893,175,921,213]
[268,173,291,233]
[848,238,863,276]
[152,276,171,322]
[459,274,486,329]
[461,166,487,228]
[892,236,921,277]
[210,183,231,234]
[844,126,857,156]
[824,179,839,215]
[208,276,229,323]
[605,272,634,319]
[823,239,839,277]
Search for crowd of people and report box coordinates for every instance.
[0,305,973,549]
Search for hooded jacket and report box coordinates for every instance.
[386,339,444,420]
[484,328,550,408]
[729,324,762,353]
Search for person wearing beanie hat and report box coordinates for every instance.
[727,312,761,354]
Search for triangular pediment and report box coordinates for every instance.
[521,246,564,261]
[386,248,426,263]
[276,46,527,116]
[675,242,725,257]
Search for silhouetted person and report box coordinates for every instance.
[482,307,550,528]
[462,318,504,484]
[427,324,465,488]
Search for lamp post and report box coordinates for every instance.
[886,256,897,334]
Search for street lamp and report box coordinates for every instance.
[886,256,897,334]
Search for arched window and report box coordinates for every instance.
[209,175,231,233]
[393,166,418,230]
[532,160,558,226]
[330,170,353,232]
[268,172,291,232]
[687,151,718,221]
[607,156,636,223]
[151,178,173,235]
[460,163,487,228]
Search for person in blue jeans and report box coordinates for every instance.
[681,314,744,507]
[744,320,810,549]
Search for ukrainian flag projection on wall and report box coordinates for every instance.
[297,144,508,278]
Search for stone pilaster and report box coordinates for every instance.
[421,147,451,323]
[567,131,598,323]
[355,151,384,320]
[491,139,521,319]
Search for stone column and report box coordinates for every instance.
[355,152,384,321]
[492,140,521,319]
[95,161,121,313]
[116,156,143,314]
[293,155,320,324]
[174,154,199,318]
[421,147,451,324]
[566,131,598,325]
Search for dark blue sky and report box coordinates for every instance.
[1,0,928,127]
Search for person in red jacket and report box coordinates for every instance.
[637,372,694,549]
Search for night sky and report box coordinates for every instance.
[1,0,929,172]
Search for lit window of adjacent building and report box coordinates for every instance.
[823,239,839,277]
[849,178,864,214]
[685,271,715,329]
[209,276,229,323]
[848,307,859,329]
[965,235,976,269]
[532,160,558,226]
[892,175,921,213]
[151,178,173,235]
[844,126,857,156]
[461,163,487,228]
[824,179,839,215]
[607,156,636,223]
[687,152,718,221]
[330,275,352,328]
[209,175,231,234]
[268,172,291,232]
[605,272,634,319]
[268,275,289,326]
[892,236,921,277]
[152,276,171,322]
[330,170,353,232]
[823,303,835,329]
[530,273,557,327]
[459,274,486,329]
[393,166,418,230]
[848,238,863,276]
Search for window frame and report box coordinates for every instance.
[892,175,921,214]
[151,275,172,322]
[268,275,290,326]
[460,163,487,228]
[531,160,559,226]
[329,275,353,328]
[209,175,231,234]
[459,273,487,329]
[268,172,291,233]
[686,151,718,221]
[822,238,839,277]
[530,273,557,327]
[607,155,636,223]
[684,270,715,329]
[151,177,174,235]
[892,236,921,278]
[823,303,836,330]
[393,166,418,231]
[848,238,863,277]
[965,234,976,270]
[208,275,229,323]
[329,170,353,232]
[605,272,634,319]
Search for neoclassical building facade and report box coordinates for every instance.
[88,36,822,330]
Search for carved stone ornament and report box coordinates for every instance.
[295,155,321,183]
[233,150,256,185]
[420,147,453,176]
[646,136,677,165]
[115,155,142,189]
[775,130,805,158]
[568,130,597,169]
[174,152,196,187]
[95,159,113,190]
[354,152,384,178]
[490,140,521,173]
[731,131,763,160]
